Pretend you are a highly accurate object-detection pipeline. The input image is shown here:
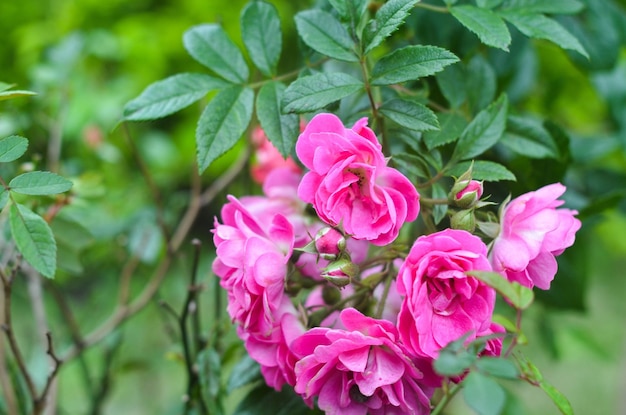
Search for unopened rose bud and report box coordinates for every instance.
[315,227,347,261]
[321,256,359,288]
[450,209,476,232]
[452,180,483,208]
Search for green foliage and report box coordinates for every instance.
[362,0,419,54]
[379,98,439,132]
[9,203,57,278]
[282,73,364,113]
[256,82,300,157]
[0,135,28,162]
[196,86,254,172]
[370,46,459,85]
[241,1,282,77]
[450,5,511,51]
[294,10,358,62]
[463,371,506,415]
[468,271,534,310]
[9,172,72,195]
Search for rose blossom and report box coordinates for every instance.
[250,126,301,184]
[292,308,438,415]
[213,194,306,390]
[490,183,581,290]
[296,113,419,246]
[396,229,498,359]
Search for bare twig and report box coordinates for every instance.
[0,273,18,415]
[0,269,38,404]
[34,332,63,414]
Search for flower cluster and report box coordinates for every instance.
[212,113,581,413]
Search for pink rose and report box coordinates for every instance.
[292,308,437,415]
[490,183,581,289]
[212,196,294,336]
[251,126,301,184]
[296,113,419,246]
[397,229,497,359]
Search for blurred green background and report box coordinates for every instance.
[1,0,626,414]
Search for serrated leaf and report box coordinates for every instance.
[10,172,73,195]
[476,0,503,8]
[256,81,299,157]
[379,98,439,132]
[423,113,467,149]
[467,271,534,309]
[10,203,56,278]
[196,86,254,173]
[434,349,477,376]
[0,135,28,162]
[476,357,520,379]
[392,153,431,179]
[123,73,228,121]
[371,45,459,86]
[500,11,588,58]
[501,115,558,158]
[452,94,508,161]
[447,160,516,182]
[435,63,466,108]
[241,1,282,77]
[463,371,506,415]
[363,0,419,54]
[466,55,496,112]
[501,0,584,15]
[183,24,249,83]
[282,72,363,113]
[451,5,511,51]
[295,10,358,62]
[227,355,262,392]
[0,90,37,101]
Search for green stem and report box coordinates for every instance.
[374,265,393,319]
[420,197,449,206]
[248,58,328,89]
[431,381,463,415]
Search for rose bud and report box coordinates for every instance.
[314,227,347,261]
[321,256,359,288]
[450,208,476,232]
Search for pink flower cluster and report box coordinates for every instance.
[212,113,581,413]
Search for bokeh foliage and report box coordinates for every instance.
[1,0,626,414]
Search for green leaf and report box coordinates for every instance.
[447,160,516,182]
[501,0,584,15]
[379,98,439,132]
[363,0,419,54]
[476,0,503,8]
[466,55,496,112]
[393,153,431,180]
[371,45,459,86]
[227,355,262,392]
[452,94,508,161]
[450,5,511,51]
[435,63,466,108]
[328,0,349,18]
[476,357,520,379]
[423,113,467,149]
[241,1,282,77]
[236,384,319,415]
[0,82,14,92]
[500,11,588,58]
[501,115,558,158]
[0,90,37,101]
[196,85,254,173]
[123,73,228,121]
[539,379,574,415]
[9,172,73,195]
[295,10,358,62]
[183,24,249,83]
[518,356,574,415]
[432,183,448,225]
[467,271,534,310]
[434,349,477,376]
[463,371,506,415]
[256,81,299,157]
[0,135,28,162]
[282,72,363,113]
[10,203,56,278]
